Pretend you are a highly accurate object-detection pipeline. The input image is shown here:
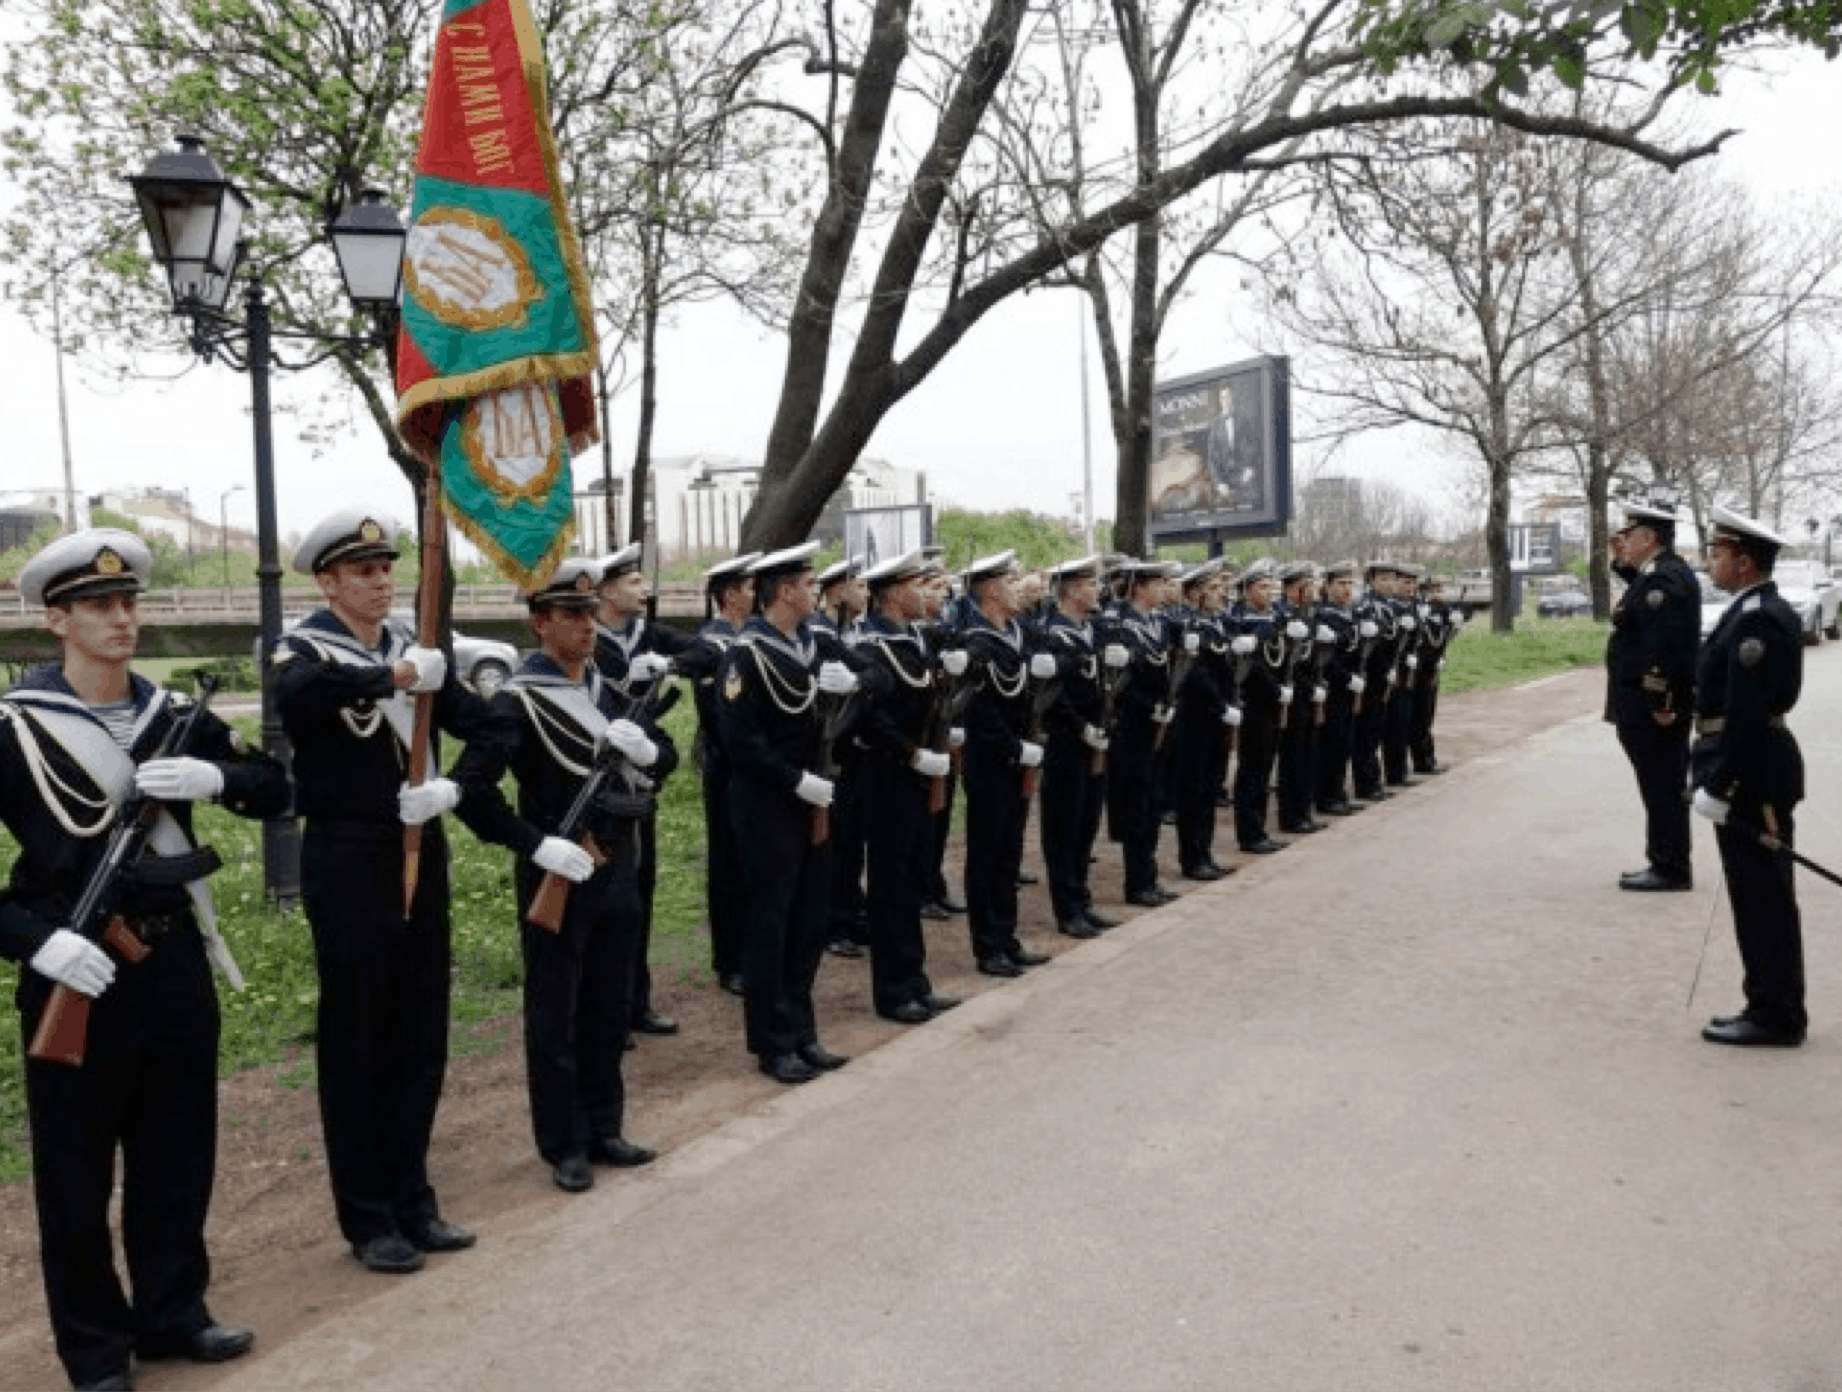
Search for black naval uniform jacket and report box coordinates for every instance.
[676,614,748,977]
[1605,550,1700,727]
[0,666,286,1386]
[451,653,652,1161]
[274,608,494,1247]
[958,606,1038,955]
[1694,579,1805,1032]
[718,615,833,1058]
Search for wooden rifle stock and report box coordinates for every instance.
[28,918,150,1067]
[526,832,609,933]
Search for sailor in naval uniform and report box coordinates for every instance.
[1,529,286,1388]
[273,509,492,1275]
[591,542,689,1038]
[451,559,662,1192]
[1105,558,1183,903]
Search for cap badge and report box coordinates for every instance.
[359,519,384,543]
[94,548,124,576]
[574,571,594,592]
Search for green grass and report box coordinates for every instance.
[1440,615,1607,694]
[0,700,710,1184]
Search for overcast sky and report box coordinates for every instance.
[2,36,1837,547]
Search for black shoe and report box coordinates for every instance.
[1701,1017,1804,1047]
[918,901,952,921]
[136,1323,256,1364]
[633,1009,679,1035]
[352,1234,425,1274]
[588,1136,658,1167]
[1387,776,1420,788]
[1619,869,1693,893]
[825,937,867,958]
[880,1000,934,1023]
[919,992,961,1013]
[759,1052,820,1084]
[1126,889,1169,907]
[718,971,746,997]
[1182,865,1225,882]
[1239,838,1288,855]
[72,1374,132,1391]
[552,1154,594,1192]
[1011,945,1050,967]
[1317,802,1355,816]
[938,895,968,914]
[404,1218,476,1252]
[1059,917,1101,938]
[1356,788,1391,802]
[798,1042,850,1071]
[1415,763,1446,775]
[1278,819,1324,834]
[1016,869,1039,886]
[1082,908,1122,929]
[978,955,1024,979]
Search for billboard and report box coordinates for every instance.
[1148,356,1293,543]
[843,504,932,569]
[1509,522,1562,574]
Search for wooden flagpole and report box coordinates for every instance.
[403,450,447,915]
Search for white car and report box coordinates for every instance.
[273,613,519,696]
[1698,562,1841,645]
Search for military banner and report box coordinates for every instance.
[395,0,598,588]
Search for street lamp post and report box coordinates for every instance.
[129,135,405,903]
[218,483,245,586]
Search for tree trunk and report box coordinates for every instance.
[630,224,662,548]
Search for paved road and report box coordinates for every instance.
[215,659,1842,1392]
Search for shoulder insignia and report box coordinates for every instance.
[1645,590,1664,609]
[1742,595,1762,613]
[1738,637,1765,668]
[724,670,745,702]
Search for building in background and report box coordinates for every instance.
[573,455,930,561]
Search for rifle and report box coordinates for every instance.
[1306,602,1334,727]
[811,687,857,846]
[30,674,222,1067]
[1019,661,1061,798]
[527,663,677,934]
[921,650,977,814]
[1092,652,1132,776]
[1154,623,1196,753]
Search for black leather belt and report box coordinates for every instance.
[1695,715,1786,737]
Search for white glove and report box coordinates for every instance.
[1182,632,1201,654]
[1454,610,1469,626]
[1082,724,1109,751]
[1349,676,1367,695]
[1286,621,1309,641]
[796,772,835,807]
[1692,788,1729,825]
[1103,644,1130,669]
[1438,658,1446,672]
[398,777,461,826]
[1315,625,1335,643]
[941,649,970,677]
[1278,685,1294,705]
[1405,655,1419,670]
[1221,705,1243,728]
[627,652,672,682]
[817,661,858,695]
[599,718,658,768]
[532,835,595,883]
[1018,741,1044,768]
[1359,621,1378,639]
[911,748,951,779]
[1152,705,1175,725]
[1417,604,1430,620]
[401,644,447,693]
[949,727,966,749]
[1401,616,1418,631]
[1230,635,1256,656]
[1312,685,1328,704]
[29,928,116,998]
[1029,653,1057,679]
[134,756,224,802]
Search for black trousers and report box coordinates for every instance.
[702,758,746,978]
[1616,718,1692,881]
[731,778,832,1058]
[924,769,957,904]
[827,757,869,943]
[1174,704,1224,872]
[1316,692,1356,809]
[963,745,1028,960]
[1108,712,1162,896]
[1383,682,1414,783]
[1275,705,1319,827]
[515,838,639,1163]
[1410,675,1441,771]
[1041,736,1104,921]
[303,821,451,1246]
[1716,804,1804,1034]
[1350,681,1387,797]
[20,931,219,1385]
[1233,701,1280,847]
[860,756,934,1013]
[629,815,659,1025]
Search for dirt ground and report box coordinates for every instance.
[0,669,1598,1391]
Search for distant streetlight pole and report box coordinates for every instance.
[219,483,246,586]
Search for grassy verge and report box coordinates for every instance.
[0,701,709,1184]
[1440,615,1607,694]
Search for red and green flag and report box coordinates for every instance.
[395,0,598,589]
